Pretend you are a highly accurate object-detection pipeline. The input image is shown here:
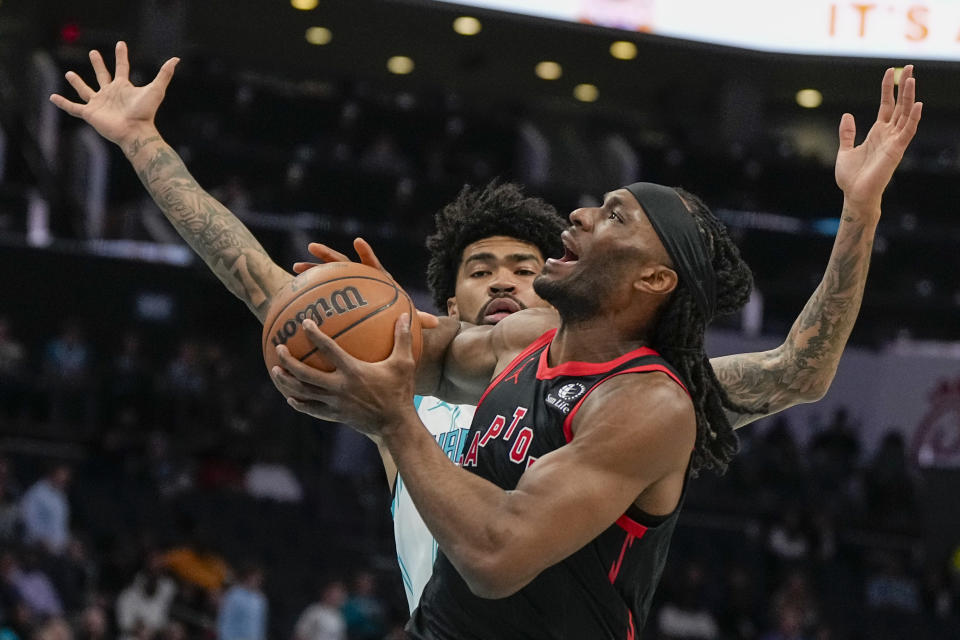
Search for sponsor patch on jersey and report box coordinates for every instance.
[558,382,587,401]
[546,382,586,415]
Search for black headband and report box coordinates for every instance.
[623,182,716,321]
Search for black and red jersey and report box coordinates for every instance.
[408,329,690,640]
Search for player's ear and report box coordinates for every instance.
[446,296,458,318]
[633,265,678,297]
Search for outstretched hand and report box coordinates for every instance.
[49,41,179,148]
[294,237,439,329]
[835,65,923,216]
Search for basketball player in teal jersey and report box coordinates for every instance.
[52,43,921,622]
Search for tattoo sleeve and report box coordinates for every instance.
[125,134,291,322]
[711,207,875,429]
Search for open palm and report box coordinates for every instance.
[835,65,923,213]
[49,41,178,147]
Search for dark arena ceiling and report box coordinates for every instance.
[3,0,960,119]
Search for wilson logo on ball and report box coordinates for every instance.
[270,286,369,347]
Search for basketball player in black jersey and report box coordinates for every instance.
[270,72,922,638]
[50,43,922,637]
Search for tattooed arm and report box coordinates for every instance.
[50,42,290,321]
[125,137,290,320]
[710,65,922,429]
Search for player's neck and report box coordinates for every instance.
[548,319,651,366]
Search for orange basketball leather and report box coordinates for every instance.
[262,262,423,373]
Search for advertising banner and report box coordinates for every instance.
[436,0,960,60]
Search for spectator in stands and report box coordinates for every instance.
[50,538,95,613]
[293,579,348,640]
[0,316,27,423]
[756,418,806,506]
[864,551,922,615]
[115,551,177,640]
[31,618,72,640]
[161,340,208,429]
[767,506,813,573]
[105,331,151,429]
[19,463,72,555]
[863,431,918,530]
[5,548,63,619]
[341,571,385,640]
[156,621,187,640]
[0,597,32,640]
[760,601,809,640]
[144,431,193,498]
[655,560,720,639]
[216,562,267,640]
[244,450,303,503]
[717,563,761,639]
[0,457,21,542]
[771,570,820,633]
[43,320,94,429]
[808,408,860,510]
[73,603,108,640]
[159,528,231,596]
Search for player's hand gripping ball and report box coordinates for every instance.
[262,262,422,372]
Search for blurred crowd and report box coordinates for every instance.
[0,311,959,639]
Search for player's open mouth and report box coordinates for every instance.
[483,297,522,324]
[545,232,579,270]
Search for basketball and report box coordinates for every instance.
[262,262,422,373]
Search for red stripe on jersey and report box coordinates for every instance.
[614,514,650,539]
[561,364,689,444]
[607,530,638,583]
[537,343,661,380]
[477,330,556,408]
[626,609,636,640]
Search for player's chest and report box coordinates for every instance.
[461,377,594,486]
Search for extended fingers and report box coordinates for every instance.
[838,112,856,152]
[48,94,85,117]
[897,102,923,143]
[300,319,353,370]
[892,65,915,123]
[877,67,896,123]
[292,262,318,274]
[391,314,414,361]
[307,242,351,263]
[286,397,339,422]
[354,238,388,272]
[151,57,180,92]
[64,71,95,102]
[114,41,130,82]
[271,362,321,399]
[88,49,112,88]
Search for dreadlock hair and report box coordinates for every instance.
[653,187,754,475]
[425,180,566,311]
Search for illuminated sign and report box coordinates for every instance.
[435,1,960,60]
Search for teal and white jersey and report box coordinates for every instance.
[392,395,475,613]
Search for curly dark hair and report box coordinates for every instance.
[425,181,566,311]
[654,187,755,475]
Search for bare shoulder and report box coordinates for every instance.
[572,371,695,465]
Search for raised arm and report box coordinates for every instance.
[50,41,291,321]
[711,66,922,428]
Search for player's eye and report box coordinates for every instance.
[516,268,537,276]
[608,210,624,223]
[469,270,491,278]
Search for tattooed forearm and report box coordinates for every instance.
[712,208,875,429]
[125,135,161,158]
[128,135,291,321]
